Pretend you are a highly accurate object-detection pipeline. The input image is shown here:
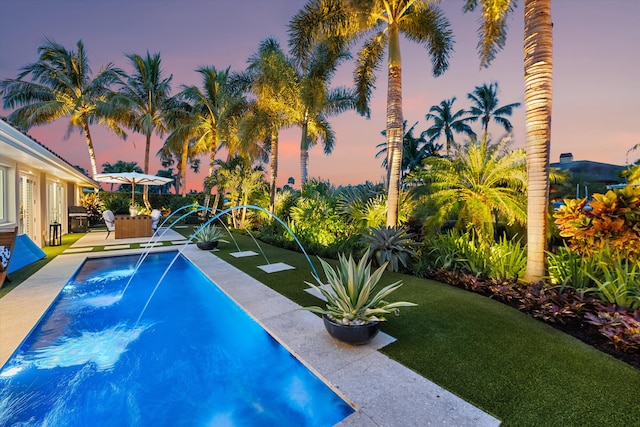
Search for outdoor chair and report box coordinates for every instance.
[102,210,116,239]
[150,209,162,232]
[0,226,18,289]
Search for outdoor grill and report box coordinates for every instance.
[68,206,89,233]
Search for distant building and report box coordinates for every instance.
[0,117,98,247]
[551,153,625,186]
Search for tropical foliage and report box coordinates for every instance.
[408,136,527,245]
[554,186,640,260]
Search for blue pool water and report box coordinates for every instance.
[0,251,354,426]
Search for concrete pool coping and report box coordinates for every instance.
[0,230,501,426]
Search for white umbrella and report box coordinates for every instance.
[94,172,174,205]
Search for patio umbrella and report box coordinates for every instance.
[93,172,174,206]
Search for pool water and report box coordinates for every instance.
[0,251,354,426]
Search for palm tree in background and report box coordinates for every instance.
[375,120,441,179]
[289,38,357,184]
[463,0,553,281]
[289,0,454,227]
[408,136,527,245]
[0,39,125,177]
[425,97,475,157]
[110,51,173,209]
[241,37,299,213]
[171,66,248,191]
[467,82,521,139]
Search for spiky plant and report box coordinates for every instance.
[361,226,420,272]
[304,252,416,325]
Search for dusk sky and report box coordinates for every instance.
[1,0,638,191]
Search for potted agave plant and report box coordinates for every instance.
[304,251,416,345]
[193,224,229,250]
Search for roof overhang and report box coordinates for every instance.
[0,119,98,188]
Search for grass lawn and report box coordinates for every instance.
[210,231,640,427]
[3,227,638,426]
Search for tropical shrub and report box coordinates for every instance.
[487,234,527,281]
[79,192,105,225]
[585,305,640,352]
[361,226,420,272]
[554,186,640,261]
[587,255,640,310]
[546,245,598,292]
[407,136,527,246]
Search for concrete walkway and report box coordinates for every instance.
[0,231,500,426]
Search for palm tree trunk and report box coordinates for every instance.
[143,133,152,209]
[83,123,98,177]
[180,138,189,197]
[524,0,553,282]
[269,133,278,213]
[300,118,309,185]
[386,24,403,227]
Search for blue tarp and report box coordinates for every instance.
[7,234,46,274]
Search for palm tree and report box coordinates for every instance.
[215,156,266,228]
[289,0,454,227]
[289,38,357,184]
[467,82,521,139]
[110,51,173,209]
[170,66,248,191]
[463,0,552,280]
[408,136,527,245]
[0,39,125,177]
[425,97,475,157]
[241,38,299,213]
[375,120,441,178]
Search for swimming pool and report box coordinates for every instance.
[0,251,354,426]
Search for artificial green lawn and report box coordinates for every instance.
[211,231,640,427]
[4,228,638,425]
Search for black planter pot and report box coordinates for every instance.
[196,241,219,250]
[322,314,381,345]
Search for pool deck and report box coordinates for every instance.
[0,230,501,426]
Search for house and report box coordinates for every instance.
[0,117,98,247]
[550,152,626,197]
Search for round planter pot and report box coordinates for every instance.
[322,314,381,345]
[196,241,219,251]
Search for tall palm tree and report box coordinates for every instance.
[522,0,553,282]
[241,38,299,213]
[375,120,441,178]
[463,0,553,281]
[408,136,527,245]
[289,38,357,184]
[111,51,173,209]
[0,39,125,177]
[425,97,475,157]
[289,0,454,227]
[467,82,521,139]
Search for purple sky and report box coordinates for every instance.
[1,0,638,190]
